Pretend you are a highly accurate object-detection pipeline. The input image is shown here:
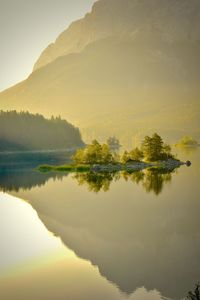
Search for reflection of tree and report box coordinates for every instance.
[122,168,173,195]
[187,283,200,300]
[0,151,72,192]
[73,168,176,195]
[0,169,66,192]
[73,172,119,193]
[142,168,172,196]
[176,145,199,156]
[121,170,145,184]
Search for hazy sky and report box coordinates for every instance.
[0,0,96,92]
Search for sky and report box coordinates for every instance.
[0,0,96,92]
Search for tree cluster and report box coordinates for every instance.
[72,133,173,165]
[121,147,144,163]
[72,140,115,165]
[176,136,198,147]
[141,133,173,161]
[0,110,84,151]
[121,133,173,163]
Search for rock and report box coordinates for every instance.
[91,159,184,173]
[186,160,192,167]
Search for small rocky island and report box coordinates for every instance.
[39,134,188,173]
[175,136,199,148]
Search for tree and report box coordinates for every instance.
[151,133,164,159]
[72,148,85,164]
[129,147,144,161]
[121,151,130,164]
[101,144,113,164]
[141,133,172,161]
[163,144,172,158]
[107,136,121,150]
[141,135,154,161]
[84,140,102,164]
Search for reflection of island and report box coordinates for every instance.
[74,167,175,195]
[0,165,176,195]
[175,145,199,156]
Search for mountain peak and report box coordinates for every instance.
[33,0,200,71]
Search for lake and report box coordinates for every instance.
[0,148,199,300]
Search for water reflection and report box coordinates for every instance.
[0,195,167,300]
[0,169,67,192]
[187,283,200,300]
[141,168,173,195]
[174,146,199,156]
[12,165,199,300]
[74,172,119,193]
[0,149,199,300]
[0,166,177,195]
[74,167,175,195]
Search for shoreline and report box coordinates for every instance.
[38,159,186,173]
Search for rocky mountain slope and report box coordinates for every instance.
[33,0,200,71]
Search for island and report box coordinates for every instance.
[39,133,186,173]
[175,136,199,148]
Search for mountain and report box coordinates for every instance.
[0,0,200,146]
[0,111,84,151]
[33,0,200,71]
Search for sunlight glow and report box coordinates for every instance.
[0,192,70,274]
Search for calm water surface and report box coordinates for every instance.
[0,148,199,300]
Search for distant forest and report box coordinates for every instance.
[0,111,84,151]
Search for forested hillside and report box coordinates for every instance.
[0,111,84,151]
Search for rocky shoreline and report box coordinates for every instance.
[91,159,186,173]
[39,159,188,173]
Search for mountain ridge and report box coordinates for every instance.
[33,0,200,71]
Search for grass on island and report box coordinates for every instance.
[38,159,180,174]
[38,164,91,173]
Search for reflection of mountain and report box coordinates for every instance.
[74,167,175,195]
[11,161,200,300]
[0,0,200,144]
